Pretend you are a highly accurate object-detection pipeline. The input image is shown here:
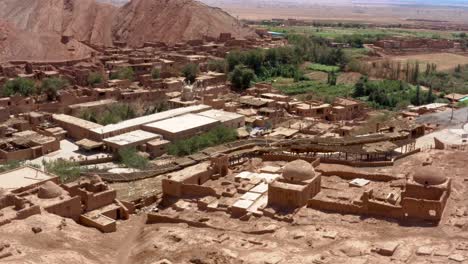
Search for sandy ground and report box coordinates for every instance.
[2,149,468,264]
[203,2,468,24]
[389,53,468,72]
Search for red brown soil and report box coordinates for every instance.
[0,0,254,62]
[1,150,468,263]
[0,20,95,62]
[113,0,255,47]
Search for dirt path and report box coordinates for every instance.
[115,215,147,264]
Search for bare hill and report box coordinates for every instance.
[0,0,117,46]
[0,20,95,62]
[113,0,255,46]
[0,0,254,58]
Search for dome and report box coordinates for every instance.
[282,160,315,182]
[38,181,63,199]
[413,166,447,186]
[89,174,103,184]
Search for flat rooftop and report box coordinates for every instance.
[197,109,244,123]
[53,114,103,130]
[68,99,117,109]
[144,113,219,134]
[103,130,160,147]
[91,105,212,135]
[0,167,57,191]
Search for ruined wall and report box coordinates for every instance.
[15,205,41,220]
[403,184,445,200]
[318,169,397,182]
[44,196,82,221]
[400,198,443,221]
[0,148,33,161]
[84,190,117,212]
[79,214,116,233]
[261,153,319,164]
[180,184,217,198]
[308,199,364,215]
[162,169,214,198]
[320,158,394,168]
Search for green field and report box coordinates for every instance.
[307,63,340,73]
[271,77,353,98]
[266,26,461,40]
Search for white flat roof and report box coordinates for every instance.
[197,109,244,123]
[144,113,219,134]
[0,167,56,191]
[103,130,160,146]
[91,105,212,135]
[53,114,103,130]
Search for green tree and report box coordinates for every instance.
[41,77,69,100]
[2,78,35,97]
[207,59,227,73]
[44,159,83,183]
[327,71,337,86]
[353,76,367,97]
[111,67,135,81]
[415,85,421,106]
[117,147,149,169]
[87,72,103,86]
[151,68,161,79]
[182,63,199,84]
[230,65,256,90]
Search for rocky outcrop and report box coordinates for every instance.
[112,0,255,46]
[0,0,255,59]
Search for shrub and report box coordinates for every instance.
[0,160,22,173]
[168,126,238,156]
[308,63,340,73]
[44,159,83,183]
[79,103,136,125]
[182,63,199,84]
[151,68,161,79]
[207,59,227,73]
[230,65,256,90]
[41,77,69,100]
[87,72,104,85]
[117,147,149,169]
[2,78,35,97]
[110,67,135,81]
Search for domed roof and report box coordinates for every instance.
[38,181,63,199]
[413,166,447,186]
[282,159,315,182]
[89,174,103,184]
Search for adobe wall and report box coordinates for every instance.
[180,184,218,198]
[78,156,115,166]
[79,214,116,233]
[162,180,183,197]
[16,205,41,220]
[318,168,397,182]
[261,153,320,164]
[320,158,394,168]
[84,190,117,212]
[0,148,33,161]
[404,184,445,200]
[44,196,82,221]
[308,199,365,215]
[400,198,442,221]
